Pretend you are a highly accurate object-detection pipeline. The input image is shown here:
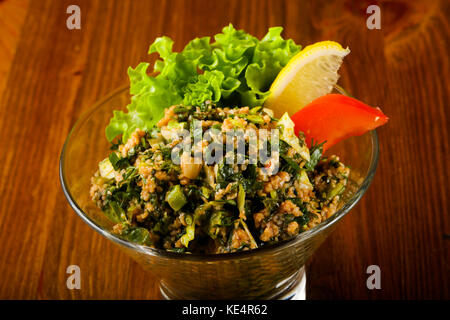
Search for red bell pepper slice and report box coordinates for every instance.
[291,94,388,151]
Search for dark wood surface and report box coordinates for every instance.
[0,0,448,299]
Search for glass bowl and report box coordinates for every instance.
[60,85,379,299]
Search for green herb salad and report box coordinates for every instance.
[90,25,350,253]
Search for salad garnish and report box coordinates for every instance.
[106,24,301,142]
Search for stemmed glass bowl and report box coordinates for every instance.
[60,85,379,299]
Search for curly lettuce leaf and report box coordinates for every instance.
[106,62,182,141]
[213,24,258,62]
[105,24,301,141]
[183,70,224,106]
[245,27,301,94]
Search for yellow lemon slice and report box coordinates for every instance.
[265,41,350,117]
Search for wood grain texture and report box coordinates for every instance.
[0,0,448,299]
[0,0,29,98]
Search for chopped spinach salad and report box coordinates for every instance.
[90,25,352,253]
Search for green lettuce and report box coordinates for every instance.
[106,24,301,141]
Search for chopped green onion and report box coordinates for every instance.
[327,182,345,200]
[237,184,246,220]
[200,186,211,199]
[141,137,147,148]
[239,219,258,249]
[122,227,152,246]
[246,114,264,124]
[270,190,277,199]
[249,106,262,114]
[166,185,187,211]
[208,211,224,239]
[299,170,313,190]
[184,214,193,225]
[180,224,195,248]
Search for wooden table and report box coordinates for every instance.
[0,0,448,299]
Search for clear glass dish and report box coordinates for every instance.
[60,85,379,299]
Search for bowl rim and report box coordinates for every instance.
[59,85,379,261]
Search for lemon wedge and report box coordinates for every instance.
[265,41,350,117]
